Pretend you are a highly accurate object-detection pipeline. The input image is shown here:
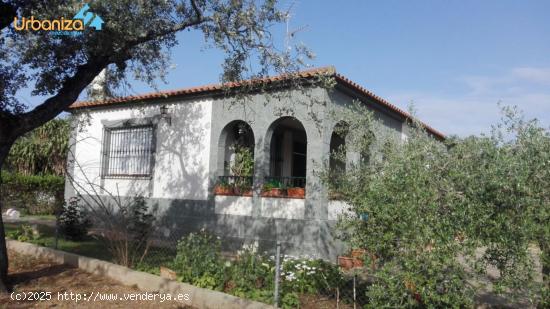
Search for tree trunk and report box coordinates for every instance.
[540,240,549,290]
[0,142,12,292]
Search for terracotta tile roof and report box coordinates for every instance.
[69,66,445,139]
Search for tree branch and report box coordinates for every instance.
[9,9,210,139]
[0,2,16,31]
[14,57,109,137]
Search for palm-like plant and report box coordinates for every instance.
[5,119,69,176]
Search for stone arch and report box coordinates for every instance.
[264,116,307,188]
[217,120,255,176]
[329,121,349,175]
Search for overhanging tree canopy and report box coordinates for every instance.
[0,0,311,291]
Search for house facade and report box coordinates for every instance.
[65,67,444,259]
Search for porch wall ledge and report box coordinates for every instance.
[214,195,254,216]
[260,197,305,219]
[6,239,274,309]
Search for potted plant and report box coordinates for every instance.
[287,187,305,198]
[230,146,254,176]
[338,256,354,270]
[235,183,253,196]
[239,187,253,196]
[214,180,234,195]
[352,257,364,268]
[230,146,254,197]
[351,248,366,258]
[262,180,285,197]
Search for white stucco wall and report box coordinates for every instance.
[69,99,213,200]
[214,195,254,216]
[260,198,305,219]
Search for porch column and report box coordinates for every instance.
[281,131,293,177]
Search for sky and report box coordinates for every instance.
[19,0,550,137]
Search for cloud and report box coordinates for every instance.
[387,67,550,137]
[511,67,550,85]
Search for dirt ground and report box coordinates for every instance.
[0,250,194,309]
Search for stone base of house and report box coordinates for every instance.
[79,195,348,260]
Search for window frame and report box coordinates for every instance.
[100,123,157,179]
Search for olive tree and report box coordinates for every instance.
[0,0,311,290]
[325,103,548,307]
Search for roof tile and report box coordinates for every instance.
[70,66,444,139]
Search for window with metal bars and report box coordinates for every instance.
[102,125,155,178]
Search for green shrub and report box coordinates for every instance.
[224,248,275,296]
[230,146,254,177]
[281,292,300,309]
[281,255,342,295]
[7,224,41,242]
[0,172,64,215]
[57,197,91,240]
[172,230,225,289]
[262,179,283,191]
[364,259,473,308]
[5,118,69,176]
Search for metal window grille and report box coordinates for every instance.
[103,126,154,177]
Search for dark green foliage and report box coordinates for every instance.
[93,196,158,268]
[172,230,225,289]
[57,197,91,241]
[263,179,284,190]
[0,172,64,215]
[326,104,549,307]
[6,224,41,242]
[121,196,156,266]
[5,119,69,176]
[225,249,275,302]
[171,231,346,306]
[281,256,342,295]
[280,292,300,309]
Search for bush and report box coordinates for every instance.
[172,229,225,289]
[57,197,91,240]
[5,118,69,176]
[95,196,158,268]
[364,258,473,308]
[0,172,64,215]
[324,104,550,306]
[7,224,41,242]
[281,292,300,309]
[281,255,342,295]
[224,248,275,301]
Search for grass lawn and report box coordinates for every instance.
[21,214,57,221]
[4,222,176,275]
[5,222,109,260]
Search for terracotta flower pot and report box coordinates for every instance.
[352,258,364,268]
[287,187,305,199]
[214,185,234,195]
[338,256,354,270]
[351,248,366,258]
[262,188,285,197]
[234,187,253,196]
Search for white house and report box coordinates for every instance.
[65,66,444,258]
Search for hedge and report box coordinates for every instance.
[0,172,65,215]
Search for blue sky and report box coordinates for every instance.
[19,0,550,136]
